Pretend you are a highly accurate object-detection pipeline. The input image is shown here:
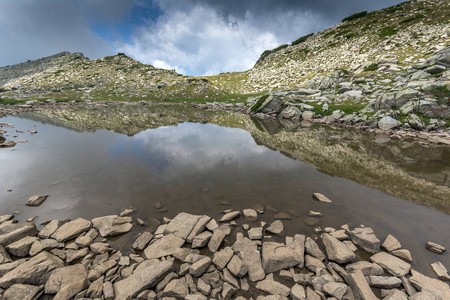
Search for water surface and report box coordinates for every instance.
[0,105,448,277]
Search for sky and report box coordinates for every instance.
[0,0,406,76]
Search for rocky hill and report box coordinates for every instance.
[0,0,449,132]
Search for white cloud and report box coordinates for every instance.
[153,60,187,75]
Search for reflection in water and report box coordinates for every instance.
[1,105,449,277]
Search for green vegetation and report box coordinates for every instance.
[427,85,450,103]
[258,44,289,62]
[250,95,270,112]
[298,48,309,54]
[342,11,367,22]
[334,29,352,38]
[378,26,397,38]
[312,101,367,116]
[291,33,314,46]
[400,14,424,24]
[0,98,26,105]
[323,30,336,38]
[364,63,378,71]
[345,33,357,39]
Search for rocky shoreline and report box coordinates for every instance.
[0,197,449,300]
[1,100,450,148]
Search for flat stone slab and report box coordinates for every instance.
[26,195,49,206]
[0,222,38,247]
[0,251,64,289]
[313,193,332,203]
[262,242,301,274]
[92,215,133,237]
[409,269,450,299]
[322,233,356,264]
[164,212,202,240]
[144,234,185,259]
[45,264,88,300]
[51,218,91,242]
[349,227,381,254]
[370,252,411,277]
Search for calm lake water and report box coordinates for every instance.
[0,105,449,277]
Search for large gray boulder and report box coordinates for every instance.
[45,264,88,300]
[113,259,174,300]
[3,284,41,300]
[257,96,286,115]
[262,242,301,273]
[349,227,380,254]
[51,218,91,242]
[322,233,356,263]
[92,215,132,237]
[279,106,302,119]
[374,89,418,110]
[0,222,38,246]
[378,116,401,131]
[0,251,64,289]
[164,212,202,240]
[144,234,185,259]
[370,252,411,276]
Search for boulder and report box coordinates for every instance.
[322,233,356,263]
[164,212,202,240]
[0,222,38,246]
[92,215,133,237]
[0,245,12,264]
[377,54,398,65]
[345,261,384,276]
[38,220,63,239]
[370,252,411,276]
[430,262,450,281]
[45,264,88,300]
[26,195,48,206]
[3,284,41,300]
[286,234,305,268]
[132,232,153,251]
[382,234,402,252]
[426,241,445,254]
[186,215,211,243]
[192,231,213,248]
[113,259,174,300]
[208,228,226,253]
[0,251,64,289]
[238,248,265,282]
[51,218,91,242]
[262,242,301,273]
[144,234,185,259]
[279,106,302,119]
[409,269,450,299]
[346,269,378,300]
[266,220,284,235]
[368,275,402,288]
[256,273,290,297]
[305,237,326,261]
[378,116,401,131]
[212,247,234,270]
[257,96,286,115]
[220,211,240,222]
[243,209,258,221]
[227,255,248,278]
[190,257,212,277]
[160,278,189,299]
[349,227,380,253]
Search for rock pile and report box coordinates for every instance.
[0,205,449,299]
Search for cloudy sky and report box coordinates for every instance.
[0,0,405,75]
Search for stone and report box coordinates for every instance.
[212,247,234,270]
[425,65,446,74]
[322,233,356,264]
[370,252,411,276]
[368,275,402,288]
[197,278,211,296]
[279,106,302,119]
[144,234,185,259]
[346,269,378,300]
[222,281,237,299]
[306,287,321,300]
[382,234,402,252]
[192,231,213,248]
[384,290,408,300]
[377,54,398,65]
[291,284,306,300]
[103,282,115,300]
[164,212,202,240]
[274,212,291,220]
[426,242,446,254]
[237,247,265,282]
[409,270,450,299]
[113,259,174,300]
[345,261,384,276]
[409,291,439,300]
[45,264,88,300]
[3,284,41,300]
[349,227,380,254]
[0,215,13,225]
[378,116,401,131]
[0,259,26,277]
[243,209,258,221]
[223,267,239,288]
[186,215,211,243]
[220,211,240,222]
[92,215,132,237]
[392,249,413,262]
[132,232,153,251]
[262,242,301,273]
[26,195,48,206]
[286,234,305,268]
[66,247,90,263]
[190,257,212,277]
[208,228,226,253]
[0,245,12,263]
[313,193,332,203]
[256,96,286,115]
[0,222,38,246]
[430,262,450,281]
[88,260,117,281]
[305,237,326,260]
[227,255,248,278]
[38,220,63,239]
[304,217,320,226]
[266,220,284,235]
[51,218,91,242]
[248,227,263,239]
[305,255,326,272]
[302,110,315,120]
[0,251,64,289]
[160,278,189,299]
[323,282,348,300]
[256,273,290,297]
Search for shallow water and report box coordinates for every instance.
[0,105,449,277]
